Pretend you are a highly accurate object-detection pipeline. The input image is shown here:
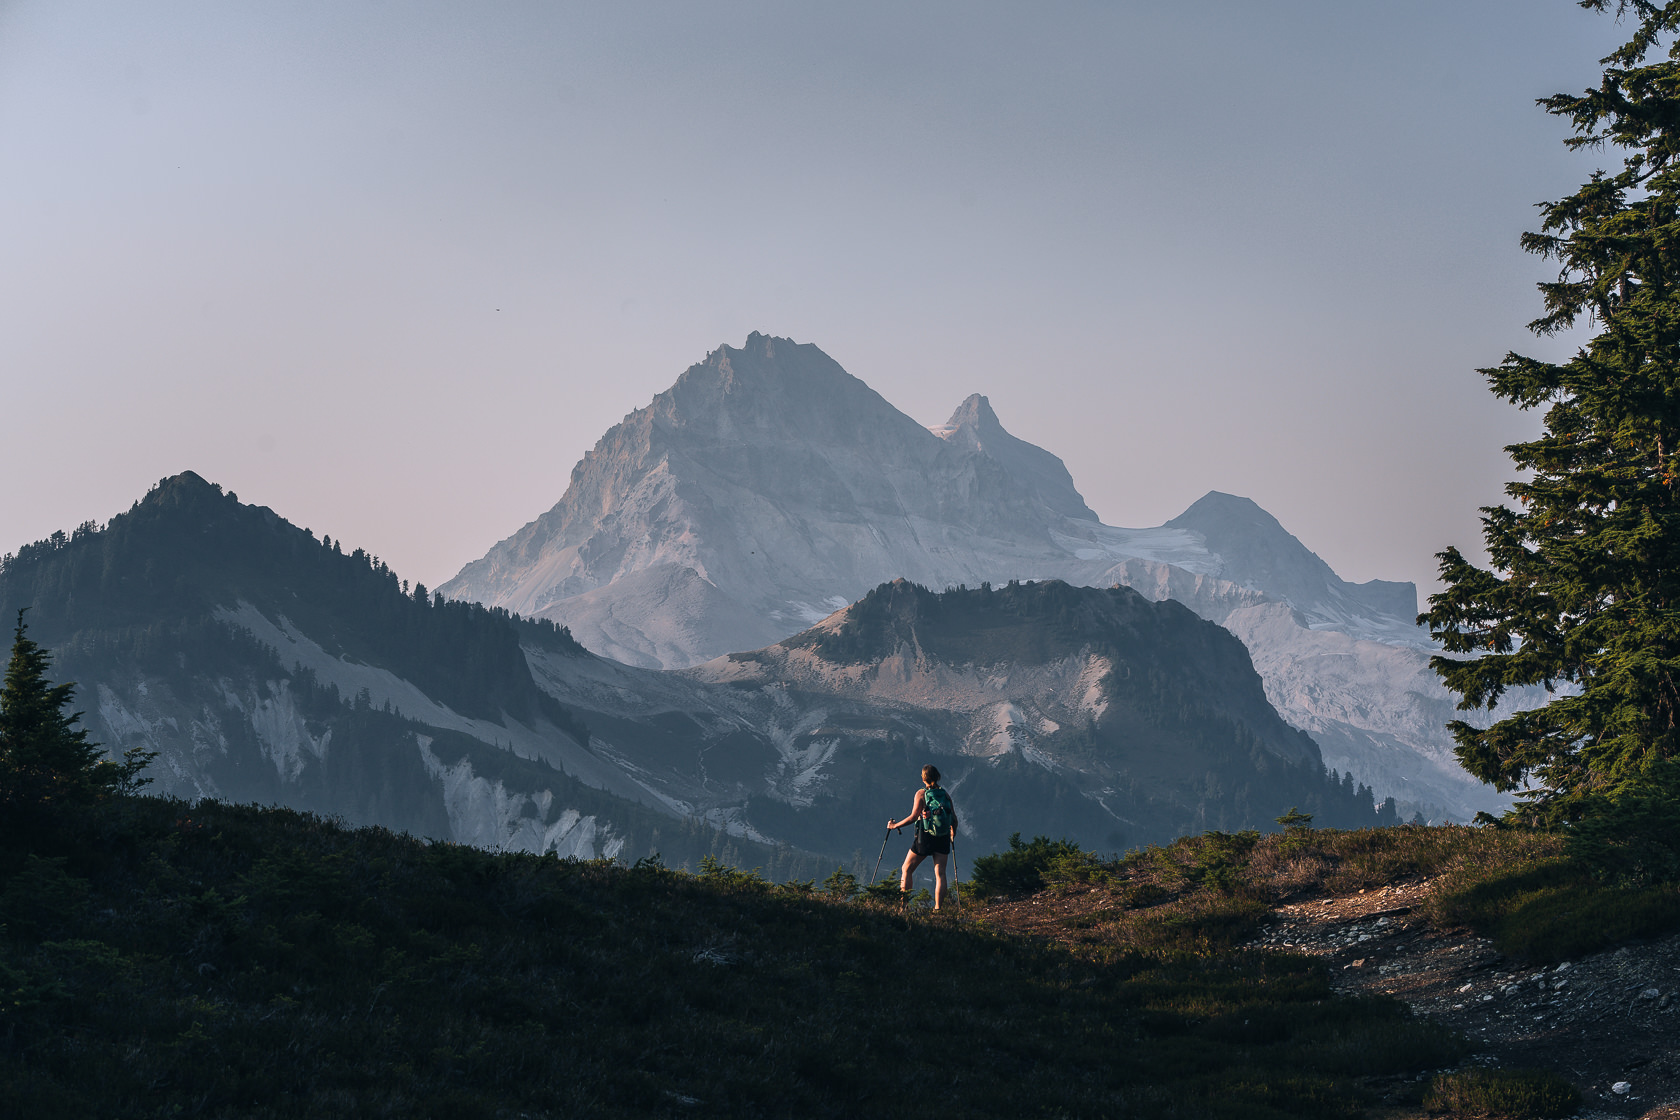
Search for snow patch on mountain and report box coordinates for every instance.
[695,642,1110,727]
[417,735,624,858]
[96,682,172,764]
[1050,523,1225,577]
[696,805,776,844]
[94,682,217,798]
[985,703,1031,757]
[214,600,658,808]
[1219,603,1527,819]
[1074,657,1112,720]
[773,735,841,806]
[537,563,783,670]
[224,678,329,783]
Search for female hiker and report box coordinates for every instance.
[888,764,958,909]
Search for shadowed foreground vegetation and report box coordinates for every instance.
[10,792,1678,1117]
[970,819,1680,965]
[0,798,1473,1120]
[967,816,1680,973]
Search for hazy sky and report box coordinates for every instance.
[1,2,1629,601]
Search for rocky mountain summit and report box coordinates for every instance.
[443,333,1532,822]
[443,333,1091,653]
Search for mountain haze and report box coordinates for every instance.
[444,334,1542,822]
[930,393,1097,521]
[1,475,1390,867]
[1165,492,1417,631]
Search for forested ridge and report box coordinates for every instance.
[0,472,585,731]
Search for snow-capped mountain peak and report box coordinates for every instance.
[441,333,1530,822]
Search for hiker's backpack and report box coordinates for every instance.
[920,787,953,836]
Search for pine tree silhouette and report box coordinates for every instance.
[0,609,151,820]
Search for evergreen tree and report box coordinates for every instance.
[0,609,150,816]
[1422,1,1680,819]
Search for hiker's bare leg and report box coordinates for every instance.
[931,853,948,909]
[900,850,925,892]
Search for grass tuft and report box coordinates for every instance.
[1423,1067,1580,1118]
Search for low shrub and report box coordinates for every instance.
[1289,1014,1465,1077]
[821,866,859,900]
[697,852,770,891]
[1566,778,1680,887]
[1120,894,1272,952]
[1124,881,1171,908]
[1186,829,1260,893]
[1430,856,1680,961]
[966,833,1086,899]
[860,873,899,902]
[1423,1067,1580,1118]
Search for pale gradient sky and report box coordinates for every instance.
[0,2,1625,603]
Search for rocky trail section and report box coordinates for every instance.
[979,881,1680,1118]
[1257,883,1680,1117]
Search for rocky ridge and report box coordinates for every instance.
[531,578,1388,857]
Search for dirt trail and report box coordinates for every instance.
[977,882,1680,1118]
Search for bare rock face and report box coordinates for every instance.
[442,333,1535,822]
[444,333,1089,646]
[529,578,1379,857]
[930,392,1098,521]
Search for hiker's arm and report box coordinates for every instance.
[887,789,926,831]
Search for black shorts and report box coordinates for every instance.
[910,831,951,856]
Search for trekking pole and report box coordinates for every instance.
[950,834,961,914]
[870,826,899,888]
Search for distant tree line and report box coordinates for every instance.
[0,473,589,741]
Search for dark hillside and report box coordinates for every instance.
[10,601,808,874]
[0,478,1397,869]
[0,798,1465,1119]
[791,577,1214,668]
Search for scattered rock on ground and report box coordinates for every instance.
[978,879,1680,1117]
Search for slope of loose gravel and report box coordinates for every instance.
[977,880,1680,1118]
